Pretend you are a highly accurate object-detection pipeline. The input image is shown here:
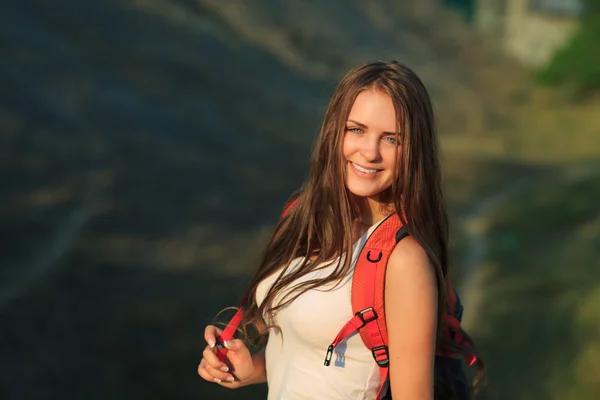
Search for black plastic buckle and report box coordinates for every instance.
[372,345,389,367]
[356,307,378,325]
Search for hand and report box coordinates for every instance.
[197,325,255,388]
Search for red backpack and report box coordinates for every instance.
[216,200,477,399]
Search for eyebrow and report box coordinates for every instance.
[347,119,397,136]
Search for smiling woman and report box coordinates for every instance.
[198,61,485,400]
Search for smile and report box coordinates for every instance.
[351,162,382,174]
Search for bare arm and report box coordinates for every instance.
[385,237,438,399]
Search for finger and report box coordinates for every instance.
[202,345,228,370]
[222,339,245,352]
[204,325,223,348]
[201,360,236,383]
[198,358,236,383]
[215,377,238,388]
[198,359,214,381]
[197,358,208,377]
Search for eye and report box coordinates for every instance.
[346,127,364,134]
[384,136,396,144]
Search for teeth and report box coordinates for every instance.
[352,162,379,174]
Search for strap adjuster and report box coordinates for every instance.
[372,345,389,367]
[356,307,377,324]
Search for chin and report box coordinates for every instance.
[346,182,384,199]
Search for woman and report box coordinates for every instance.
[198,61,482,399]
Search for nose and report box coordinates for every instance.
[359,135,381,162]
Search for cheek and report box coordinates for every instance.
[381,147,399,166]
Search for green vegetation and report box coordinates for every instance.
[537,0,600,96]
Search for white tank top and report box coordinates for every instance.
[256,223,382,400]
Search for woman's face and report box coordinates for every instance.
[342,89,399,201]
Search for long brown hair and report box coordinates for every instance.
[240,61,484,395]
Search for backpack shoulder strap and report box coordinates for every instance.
[351,214,405,360]
[350,214,405,399]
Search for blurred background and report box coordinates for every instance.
[1,0,598,399]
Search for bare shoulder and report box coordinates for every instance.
[387,236,435,278]
[385,235,438,306]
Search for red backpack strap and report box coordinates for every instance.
[281,197,300,218]
[352,214,403,354]
[216,195,301,361]
[324,214,403,399]
[215,310,243,362]
[353,214,404,399]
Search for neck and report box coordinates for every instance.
[355,194,392,225]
